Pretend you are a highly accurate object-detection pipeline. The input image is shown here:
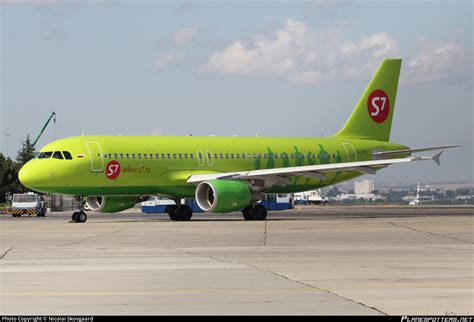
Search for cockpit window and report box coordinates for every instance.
[37,151,53,159]
[52,151,64,159]
[63,151,73,160]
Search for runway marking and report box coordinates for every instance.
[385,221,473,244]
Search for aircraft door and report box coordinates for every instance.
[197,150,204,166]
[206,150,214,166]
[342,142,357,162]
[85,141,104,172]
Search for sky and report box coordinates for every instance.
[0,0,472,184]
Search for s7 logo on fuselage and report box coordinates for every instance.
[106,161,121,179]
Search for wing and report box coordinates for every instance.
[372,144,459,159]
[187,152,444,187]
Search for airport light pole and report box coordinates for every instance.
[2,132,11,158]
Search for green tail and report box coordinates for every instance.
[333,58,402,142]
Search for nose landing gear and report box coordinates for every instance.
[71,197,87,223]
[72,211,87,223]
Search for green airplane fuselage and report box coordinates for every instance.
[20,135,408,197]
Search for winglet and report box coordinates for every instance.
[432,151,443,166]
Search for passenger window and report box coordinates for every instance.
[242,153,246,159]
[144,154,147,159]
[190,153,194,159]
[120,153,124,159]
[173,154,177,159]
[52,151,63,159]
[162,154,165,159]
[264,154,267,159]
[179,153,182,159]
[275,154,278,159]
[236,154,240,159]
[108,153,112,159]
[156,154,159,159]
[104,154,108,158]
[114,153,118,159]
[220,153,223,159]
[63,151,73,160]
[184,153,188,159]
[150,154,153,159]
[138,154,142,159]
[132,154,136,159]
[225,154,229,159]
[126,154,130,159]
[167,154,171,159]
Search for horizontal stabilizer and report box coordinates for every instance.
[432,151,443,166]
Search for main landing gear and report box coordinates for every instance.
[242,205,267,221]
[166,199,193,221]
[72,197,87,223]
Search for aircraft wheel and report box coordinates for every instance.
[242,206,254,221]
[254,205,267,220]
[178,205,193,221]
[72,212,80,222]
[167,206,180,221]
[77,212,87,223]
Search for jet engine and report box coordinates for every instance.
[195,179,260,213]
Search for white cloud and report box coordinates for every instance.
[153,51,186,71]
[201,19,399,84]
[172,26,199,46]
[402,40,472,85]
[202,18,470,85]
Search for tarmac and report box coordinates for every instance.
[0,206,472,315]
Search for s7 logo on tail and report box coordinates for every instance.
[368,89,390,123]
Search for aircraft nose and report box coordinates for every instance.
[18,161,40,190]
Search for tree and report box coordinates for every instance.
[0,153,20,202]
[16,135,36,167]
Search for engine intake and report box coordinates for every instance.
[195,180,260,213]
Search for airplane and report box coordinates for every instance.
[18,58,459,222]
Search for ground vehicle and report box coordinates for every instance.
[10,192,46,217]
[295,190,329,205]
[141,197,203,214]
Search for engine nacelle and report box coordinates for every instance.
[195,180,259,213]
[85,196,138,213]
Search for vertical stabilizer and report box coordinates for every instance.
[333,58,402,142]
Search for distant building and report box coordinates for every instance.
[354,180,375,195]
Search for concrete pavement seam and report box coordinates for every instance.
[0,247,14,260]
[168,246,387,315]
[384,221,473,244]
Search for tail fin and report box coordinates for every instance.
[333,58,402,142]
